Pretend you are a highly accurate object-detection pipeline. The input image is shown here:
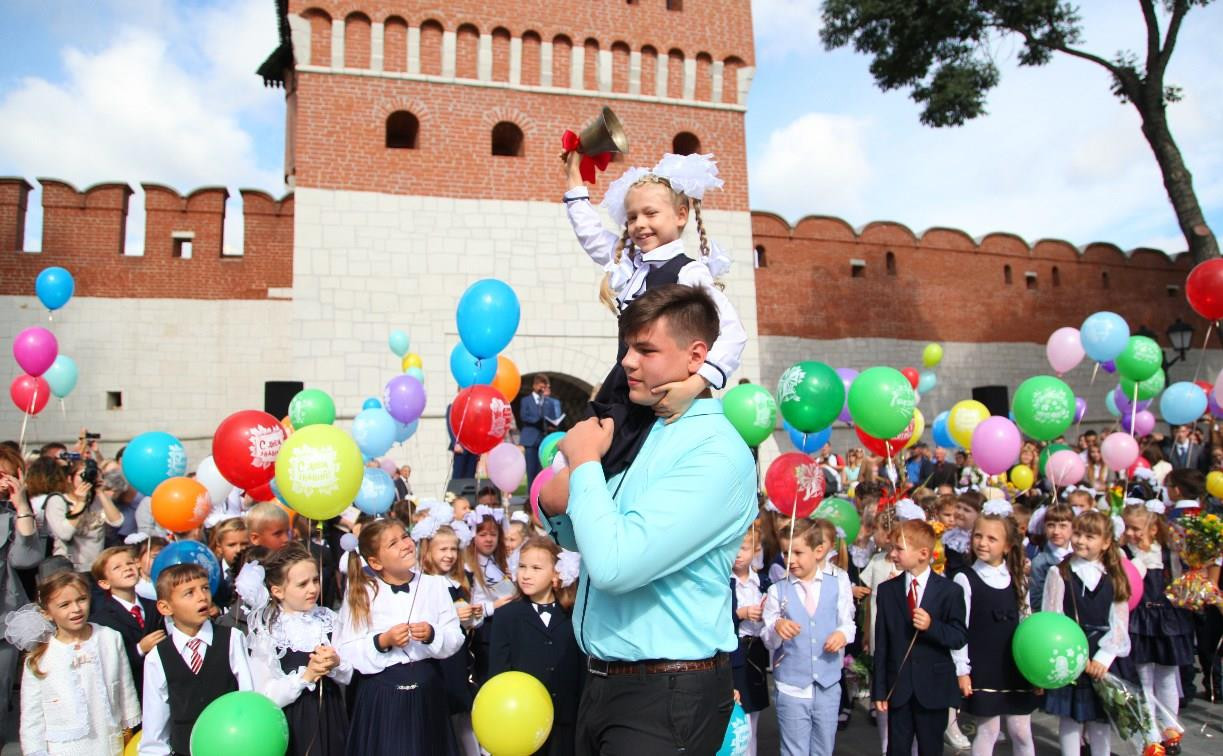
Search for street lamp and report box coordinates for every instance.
[1136,319,1196,374]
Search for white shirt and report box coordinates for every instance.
[733,570,765,638]
[248,607,353,708]
[952,561,1029,676]
[334,572,463,675]
[860,550,900,652]
[906,566,932,608]
[471,556,514,617]
[1130,543,1164,575]
[761,565,856,700]
[1041,558,1130,669]
[140,621,254,756]
[564,187,747,390]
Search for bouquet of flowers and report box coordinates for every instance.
[1090,673,1158,755]
[1170,512,1223,569]
[1165,568,1223,611]
[930,521,947,575]
[843,653,872,699]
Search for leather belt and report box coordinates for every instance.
[586,652,729,677]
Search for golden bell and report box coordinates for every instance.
[577,107,628,155]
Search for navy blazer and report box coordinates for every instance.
[488,599,584,725]
[89,591,164,698]
[870,571,967,709]
[518,393,562,447]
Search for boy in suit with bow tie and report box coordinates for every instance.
[519,374,565,487]
[872,520,968,756]
[90,545,166,702]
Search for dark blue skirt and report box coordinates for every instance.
[345,660,458,756]
[1043,678,1107,723]
[731,637,770,714]
[1131,603,1196,666]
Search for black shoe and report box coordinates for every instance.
[837,708,852,731]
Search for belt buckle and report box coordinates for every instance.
[587,656,609,678]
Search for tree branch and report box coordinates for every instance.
[1139,0,1162,70]
[1159,0,1190,73]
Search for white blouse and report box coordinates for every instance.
[952,561,1030,676]
[248,607,354,708]
[334,573,463,675]
[732,570,764,638]
[1042,557,1131,668]
[564,187,747,390]
[470,555,515,618]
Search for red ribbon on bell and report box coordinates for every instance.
[561,130,613,184]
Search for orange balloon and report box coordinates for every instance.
[491,356,521,401]
[281,415,294,435]
[151,477,212,533]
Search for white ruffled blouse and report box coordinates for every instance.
[1041,557,1131,668]
[248,607,354,708]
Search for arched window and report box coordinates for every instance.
[386,111,419,149]
[491,122,524,156]
[885,251,896,276]
[754,245,766,269]
[1051,266,1061,287]
[672,132,700,155]
[1004,265,1013,285]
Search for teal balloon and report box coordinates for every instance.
[450,342,497,388]
[406,366,425,383]
[122,431,187,496]
[388,329,410,357]
[1012,611,1089,689]
[35,266,74,311]
[43,355,78,398]
[1120,369,1166,401]
[1011,375,1075,441]
[1105,389,1121,417]
[716,702,750,756]
[352,408,397,458]
[190,691,289,756]
[457,278,520,359]
[723,383,779,446]
[777,361,844,433]
[395,418,419,443]
[848,367,916,439]
[917,369,937,394]
[813,497,861,543]
[362,397,381,410]
[356,467,396,515]
[1115,335,1163,382]
[539,431,565,468]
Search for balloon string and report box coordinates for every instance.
[60,398,66,420]
[1089,361,1099,390]
[1192,322,1214,385]
[18,386,37,454]
[1129,382,1138,440]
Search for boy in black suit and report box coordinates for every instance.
[872,519,968,756]
[90,545,166,701]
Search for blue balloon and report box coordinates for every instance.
[717,702,750,756]
[932,410,956,449]
[35,266,74,311]
[456,278,520,359]
[394,418,419,443]
[917,369,937,394]
[43,354,78,398]
[1160,381,1208,425]
[352,408,397,458]
[269,477,290,507]
[1105,389,1121,417]
[388,329,409,357]
[1080,311,1130,363]
[356,468,396,515]
[362,397,382,410]
[150,541,221,593]
[449,342,497,388]
[122,431,187,496]
[406,366,425,383]
[785,420,831,453]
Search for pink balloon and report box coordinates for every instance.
[1046,326,1085,375]
[377,457,398,475]
[971,416,1022,475]
[1100,432,1139,471]
[12,327,58,377]
[1121,409,1155,436]
[1215,368,1223,407]
[487,443,525,494]
[1047,449,1085,486]
[1120,556,1144,611]
[529,466,556,523]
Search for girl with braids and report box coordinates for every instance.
[334,519,463,756]
[951,503,1038,756]
[1041,510,1132,756]
[237,543,350,756]
[561,150,747,478]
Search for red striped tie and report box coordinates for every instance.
[129,605,144,630]
[187,638,203,674]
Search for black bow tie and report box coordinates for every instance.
[534,602,557,615]
[388,581,412,595]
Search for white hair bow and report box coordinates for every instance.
[510,511,529,524]
[983,500,1014,518]
[599,166,651,228]
[557,550,582,588]
[124,533,150,546]
[652,153,724,201]
[894,499,925,522]
[1144,500,1166,515]
[411,516,441,542]
[450,520,475,549]
[1123,497,1145,507]
[2,604,54,651]
[234,561,269,612]
[473,504,503,524]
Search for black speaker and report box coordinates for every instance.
[264,381,304,419]
[972,385,1010,418]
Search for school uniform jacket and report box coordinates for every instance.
[488,599,584,725]
[871,570,967,710]
[89,591,165,697]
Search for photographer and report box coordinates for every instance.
[35,455,124,573]
[0,445,43,733]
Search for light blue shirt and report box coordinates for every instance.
[550,399,757,662]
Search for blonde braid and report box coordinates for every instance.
[598,225,632,315]
[692,199,710,261]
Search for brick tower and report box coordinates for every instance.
[259,0,761,493]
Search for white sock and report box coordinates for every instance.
[1058,718,1082,756]
[1153,664,1182,733]
[971,715,1000,756]
[747,711,760,756]
[1086,721,1111,756]
[1004,714,1035,756]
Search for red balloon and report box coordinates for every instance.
[1195,380,1213,396]
[900,367,920,390]
[1126,455,1151,478]
[1186,259,1223,320]
[9,374,50,416]
[247,481,275,502]
[212,410,285,489]
[450,385,514,455]
[855,423,915,459]
[765,452,825,518]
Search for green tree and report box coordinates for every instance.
[821,0,1218,262]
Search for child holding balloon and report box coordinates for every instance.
[951,505,1038,756]
[1041,510,1131,756]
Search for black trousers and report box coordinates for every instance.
[576,664,734,755]
[886,698,945,756]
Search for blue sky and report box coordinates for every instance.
[1,0,1219,255]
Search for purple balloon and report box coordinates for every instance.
[1121,409,1156,436]
[1100,360,1117,374]
[383,375,426,424]
[12,327,58,377]
[1074,397,1087,423]
[835,368,858,424]
[1208,391,1223,419]
[970,416,1022,475]
[1114,385,1152,415]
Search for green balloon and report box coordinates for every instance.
[723,384,778,447]
[1037,443,1071,476]
[190,691,289,756]
[288,388,336,428]
[1011,611,1090,689]
[1115,335,1163,382]
[847,366,915,439]
[1120,368,1166,401]
[538,431,565,468]
[1011,375,1075,441]
[777,361,843,433]
[813,496,860,544]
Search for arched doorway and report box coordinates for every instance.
[514,371,594,432]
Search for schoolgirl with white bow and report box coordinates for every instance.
[1121,501,1193,753]
[464,506,515,684]
[489,537,583,756]
[561,150,748,478]
[1028,503,1075,611]
[237,543,351,756]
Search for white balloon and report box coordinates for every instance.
[195,456,234,511]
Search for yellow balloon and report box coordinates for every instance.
[948,400,990,450]
[402,353,423,371]
[1207,470,1223,499]
[273,424,364,520]
[922,343,944,368]
[902,408,926,450]
[1009,464,1035,491]
[472,671,554,756]
[124,731,142,756]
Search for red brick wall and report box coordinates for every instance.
[752,213,1206,345]
[344,12,371,69]
[383,16,408,72]
[0,178,31,252]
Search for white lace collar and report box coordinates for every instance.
[267,607,337,655]
[972,560,1012,587]
[1069,556,1105,591]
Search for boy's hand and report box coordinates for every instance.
[851,585,872,600]
[379,623,412,649]
[138,630,167,654]
[1085,660,1107,680]
[774,618,802,640]
[874,700,888,712]
[456,604,475,622]
[408,622,434,643]
[912,607,931,631]
[958,675,973,697]
[652,374,709,423]
[737,603,763,623]
[557,417,614,468]
[823,631,847,653]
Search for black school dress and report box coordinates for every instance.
[279,647,349,756]
[439,574,477,715]
[961,567,1038,717]
[1043,566,1120,723]
[1124,544,1196,667]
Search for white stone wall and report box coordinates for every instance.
[757,335,1223,474]
[291,188,761,496]
[0,296,292,466]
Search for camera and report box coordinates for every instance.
[84,432,101,441]
[81,458,100,486]
[58,451,82,462]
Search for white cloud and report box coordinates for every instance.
[751,112,872,220]
[751,0,823,61]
